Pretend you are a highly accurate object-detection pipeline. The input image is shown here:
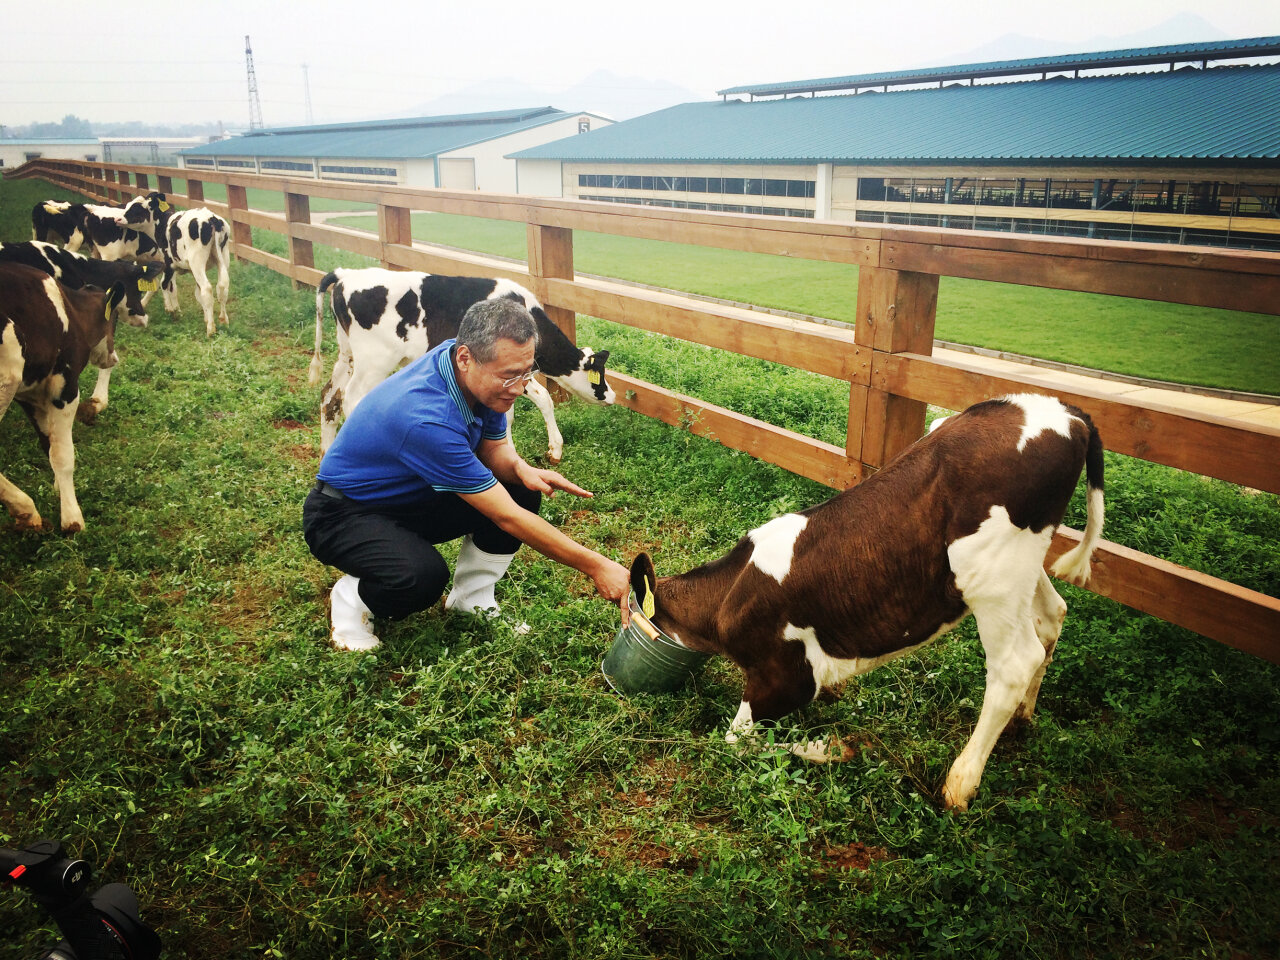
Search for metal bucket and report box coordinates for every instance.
[602,592,711,695]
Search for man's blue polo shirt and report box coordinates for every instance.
[317,339,510,505]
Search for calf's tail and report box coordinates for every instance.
[310,271,340,385]
[1050,419,1105,586]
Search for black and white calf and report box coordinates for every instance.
[31,201,78,245]
[628,394,1105,811]
[0,242,162,421]
[37,192,168,264]
[0,263,126,532]
[310,268,615,459]
[110,195,231,337]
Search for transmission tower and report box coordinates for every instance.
[303,63,314,124]
[245,35,264,131]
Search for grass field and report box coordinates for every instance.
[2,175,1279,959]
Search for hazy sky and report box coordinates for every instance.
[3,0,1280,128]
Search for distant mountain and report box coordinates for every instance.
[937,12,1232,66]
[400,69,704,122]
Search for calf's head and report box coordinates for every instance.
[86,282,129,369]
[561,348,615,405]
[119,263,163,326]
[116,191,171,236]
[628,552,703,647]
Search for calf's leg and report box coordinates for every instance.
[77,366,113,424]
[318,336,354,455]
[943,603,1044,811]
[519,379,564,463]
[727,654,855,763]
[192,272,218,337]
[28,398,84,532]
[215,257,230,326]
[0,383,43,528]
[1012,570,1068,724]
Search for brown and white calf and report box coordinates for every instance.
[629,394,1105,811]
[0,241,162,421]
[0,263,126,532]
[109,194,231,337]
[310,268,615,459]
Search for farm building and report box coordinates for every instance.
[511,37,1280,250]
[0,138,101,169]
[0,136,210,170]
[177,107,611,193]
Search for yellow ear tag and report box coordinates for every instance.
[159,201,170,212]
[104,302,113,322]
[642,576,655,619]
[137,278,158,292]
[587,369,601,385]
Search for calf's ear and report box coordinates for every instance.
[593,349,610,367]
[630,553,658,617]
[105,282,128,319]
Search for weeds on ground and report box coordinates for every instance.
[2,176,1278,959]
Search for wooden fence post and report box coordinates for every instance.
[378,203,412,269]
[104,169,119,203]
[527,224,576,402]
[855,265,940,473]
[285,191,314,289]
[226,184,252,252]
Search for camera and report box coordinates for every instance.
[2,839,161,960]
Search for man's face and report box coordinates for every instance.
[457,337,538,413]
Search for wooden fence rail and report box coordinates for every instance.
[12,158,1280,663]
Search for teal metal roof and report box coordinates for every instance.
[719,36,1280,97]
[181,107,574,159]
[511,65,1280,165]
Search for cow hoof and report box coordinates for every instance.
[76,402,101,425]
[60,521,84,535]
[13,513,46,532]
[941,784,971,813]
[546,450,563,465]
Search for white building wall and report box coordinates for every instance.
[515,159,566,198]
[0,140,100,169]
[439,113,610,194]
[403,159,438,188]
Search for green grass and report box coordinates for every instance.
[2,175,1279,959]
[331,210,1280,395]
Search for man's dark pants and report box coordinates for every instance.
[303,481,541,619]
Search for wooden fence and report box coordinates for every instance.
[13,158,1280,664]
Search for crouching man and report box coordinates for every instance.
[303,297,630,650]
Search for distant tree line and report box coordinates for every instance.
[1,114,225,139]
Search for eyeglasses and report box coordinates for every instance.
[498,367,539,389]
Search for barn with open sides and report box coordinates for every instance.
[512,36,1280,250]
[177,106,612,193]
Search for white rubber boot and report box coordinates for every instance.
[445,536,515,616]
[330,575,380,651]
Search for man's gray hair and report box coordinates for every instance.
[457,298,539,364]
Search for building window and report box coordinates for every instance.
[262,160,314,172]
[320,164,397,178]
[185,157,216,167]
[24,152,42,161]
[217,158,257,168]
[580,195,813,218]
[580,173,814,200]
